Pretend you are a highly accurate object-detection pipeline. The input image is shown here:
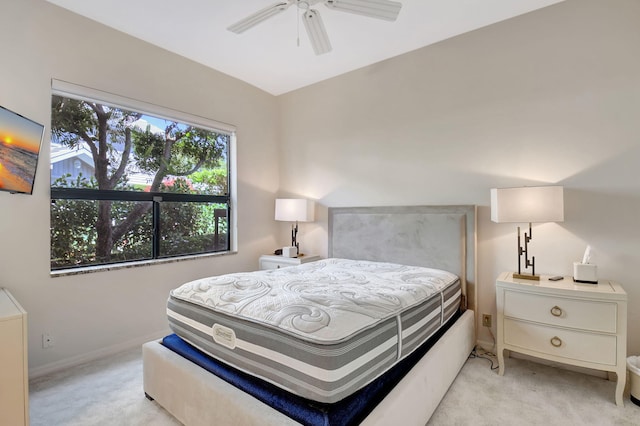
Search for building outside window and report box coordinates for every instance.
[50,81,235,271]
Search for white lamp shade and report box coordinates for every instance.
[275,199,315,222]
[491,186,564,223]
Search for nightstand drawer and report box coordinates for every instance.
[259,255,321,270]
[504,290,617,333]
[260,259,289,270]
[504,318,617,366]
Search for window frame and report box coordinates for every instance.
[50,79,238,272]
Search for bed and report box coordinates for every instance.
[143,205,477,425]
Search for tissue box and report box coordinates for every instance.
[573,262,597,284]
[282,246,298,258]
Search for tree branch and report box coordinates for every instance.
[108,127,133,187]
[172,157,206,176]
[111,203,153,243]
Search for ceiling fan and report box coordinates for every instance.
[228,0,403,55]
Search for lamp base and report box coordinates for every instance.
[513,273,540,281]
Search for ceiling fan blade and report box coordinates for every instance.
[324,0,402,21]
[228,2,292,34]
[303,9,332,55]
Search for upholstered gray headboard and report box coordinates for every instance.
[328,205,477,312]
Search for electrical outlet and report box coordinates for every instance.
[42,333,55,348]
[482,314,492,328]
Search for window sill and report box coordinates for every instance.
[50,250,238,278]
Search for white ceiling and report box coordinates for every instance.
[46,0,564,95]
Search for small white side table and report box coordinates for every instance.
[259,254,321,270]
[496,272,627,406]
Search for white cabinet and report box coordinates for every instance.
[0,288,29,425]
[259,254,321,270]
[496,272,627,406]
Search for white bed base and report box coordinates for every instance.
[143,309,474,426]
[143,205,477,425]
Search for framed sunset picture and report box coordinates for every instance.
[0,105,45,194]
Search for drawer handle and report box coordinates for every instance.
[550,336,562,347]
[550,306,563,317]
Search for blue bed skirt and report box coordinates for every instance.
[162,310,460,426]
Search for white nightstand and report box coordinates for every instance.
[259,254,321,270]
[496,272,627,406]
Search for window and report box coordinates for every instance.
[50,81,235,270]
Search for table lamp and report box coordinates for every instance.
[491,186,564,280]
[275,198,315,256]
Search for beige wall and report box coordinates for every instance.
[278,0,640,354]
[1,0,280,373]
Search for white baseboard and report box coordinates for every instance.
[29,328,171,379]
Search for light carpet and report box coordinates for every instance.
[29,347,638,425]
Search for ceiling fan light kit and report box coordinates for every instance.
[227,0,402,55]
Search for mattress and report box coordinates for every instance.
[167,258,461,403]
[160,311,462,426]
